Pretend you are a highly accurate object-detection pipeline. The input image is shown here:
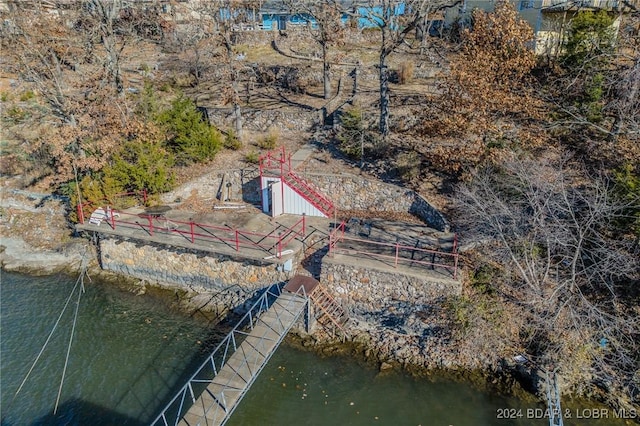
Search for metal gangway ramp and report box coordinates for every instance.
[150,276,317,426]
[545,370,564,426]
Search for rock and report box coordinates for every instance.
[379,361,394,371]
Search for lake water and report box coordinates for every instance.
[1,272,630,425]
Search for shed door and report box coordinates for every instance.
[271,181,283,216]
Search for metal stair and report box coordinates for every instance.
[259,147,336,218]
[282,171,336,217]
[310,285,350,341]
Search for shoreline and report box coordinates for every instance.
[1,235,637,420]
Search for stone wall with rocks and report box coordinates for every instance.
[163,168,261,206]
[316,258,464,368]
[298,172,450,231]
[99,237,297,292]
[163,169,449,232]
[320,258,460,315]
[206,107,320,134]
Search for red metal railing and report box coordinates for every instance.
[84,208,306,259]
[328,221,459,279]
[282,172,335,215]
[76,189,147,224]
[259,147,335,217]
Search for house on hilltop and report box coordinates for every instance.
[443,0,638,55]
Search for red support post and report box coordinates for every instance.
[453,233,458,279]
[454,253,459,280]
[277,232,282,258]
[395,243,399,267]
[142,188,148,205]
[148,215,154,236]
[77,204,85,224]
[301,214,306,236]
[235,229,239,251]
[190,220,195,243]
[110,207,115,229]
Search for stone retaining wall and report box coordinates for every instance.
[319,258,461,336]
[99,237,297,291]
[164,168,449,231]
[163,168,261,206]
[321,259,461,307]
[206,108,320,133]
[299,172,449,231]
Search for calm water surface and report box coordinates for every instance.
[1,272,630,425]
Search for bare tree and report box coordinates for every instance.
[194,0,259,139]
[607,10,640,141]
[454,153,639,397]
[171,14,214,86]
[545,5,639,148]
[286,0,346,99]
[357,0,459,138]
[0,2,138,185]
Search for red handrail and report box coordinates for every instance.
[85,208,306,259]
[282,171,335,213]
[259,147,335,216]
[77,190,147,224]
[329,226,459,278]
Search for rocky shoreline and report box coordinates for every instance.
[1,233,636,418]
[0,194,636,420]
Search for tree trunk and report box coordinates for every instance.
[231,67,243,139]
[609,56,639,142]
[322,42,331,99]
[233,101,242,138]
[379,54,390,138]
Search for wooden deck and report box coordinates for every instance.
[178,291,307,426]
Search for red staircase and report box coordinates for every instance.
[282,171,335,217]
[260,148,335,218]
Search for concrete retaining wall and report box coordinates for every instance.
[162,168,261,206]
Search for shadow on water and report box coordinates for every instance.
[24,399,146,426]
[109,282,286,424]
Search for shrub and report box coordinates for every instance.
[63,175,108,223]
[336,107,378,161]
[5,106,29,123]
[224,128,242,150]
[396,151,421,181]
[104,139,176,194]
[614,163,640,237]
[156,95,222,164]
[245,150,260,164]
[257,130,278,150]
[19,90,35,101]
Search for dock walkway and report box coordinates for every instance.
[151,279,313,426]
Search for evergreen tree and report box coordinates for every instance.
[156,95,222,164]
